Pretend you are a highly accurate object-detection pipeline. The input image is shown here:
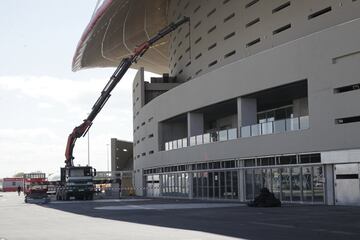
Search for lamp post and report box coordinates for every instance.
[87,112,90,166]
[106,143,110,172]
[87,130,90,166]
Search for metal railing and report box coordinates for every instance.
[164,116,309,151]
[240,116,309,138]
[189,128,238,146]
[164,128,237,150]
[165,138,188,151]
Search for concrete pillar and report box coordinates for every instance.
[134,170,144,197]
[237,97,257,135]
[187,112,204,137]
[238,160,246,202]
[325,164,335,205]
[293,97,309,117]
[188,173,193,199]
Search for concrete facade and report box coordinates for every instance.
[110,138,133,172]
[131,0,360,204]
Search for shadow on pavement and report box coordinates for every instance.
[40,197,360,240]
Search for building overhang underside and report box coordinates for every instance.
[72,0,170,74]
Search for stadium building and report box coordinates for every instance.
[74,0,360,205]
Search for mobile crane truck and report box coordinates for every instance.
[56,16,190,201]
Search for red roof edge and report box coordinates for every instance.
[72,0,114,72]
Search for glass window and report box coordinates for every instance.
[254,169,262,196]
[220,172,226,199]
[244,159,255,167]
[260,157,275,166]
[179,165,185,171]
[313,166,324,202]
[184,173,189,196]
[245,169,254,200]
[225,171,233,199]
[261,168,272,190]
[281,168,291,201]
[208,172,214,198]
[299,154,310,163]
[162,175,167,194]
[193,173,199,198]
[214,172,220,198]
[201,172,208,198]
[196,173,202,198]
[271,168,281,199]
[211,162,221,169]
[291,167,301,201]
[302,166,313,202]
[224,160,235,168]
[232,171,239,199]
[278,155,297,165]
[201,163,208,170]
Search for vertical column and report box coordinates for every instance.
[134,170,144,196]
[187,112,204,137]
[324,164,335,205]
[293,97,309,117]
[237,97,257,136]
[238,160,246,202]
[188,172,193,199]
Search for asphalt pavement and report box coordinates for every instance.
[1,192,360,240]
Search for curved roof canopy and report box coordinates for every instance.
[72,0,169,74]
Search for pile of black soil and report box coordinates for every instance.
[248,188,281,207]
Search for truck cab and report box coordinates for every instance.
[56,166,96,200]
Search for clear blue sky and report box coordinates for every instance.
[0,0,152,178]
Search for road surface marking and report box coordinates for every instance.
[250,221,296,229]
[95,203,244,210]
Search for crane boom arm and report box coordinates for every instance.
[64,16,190,166]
